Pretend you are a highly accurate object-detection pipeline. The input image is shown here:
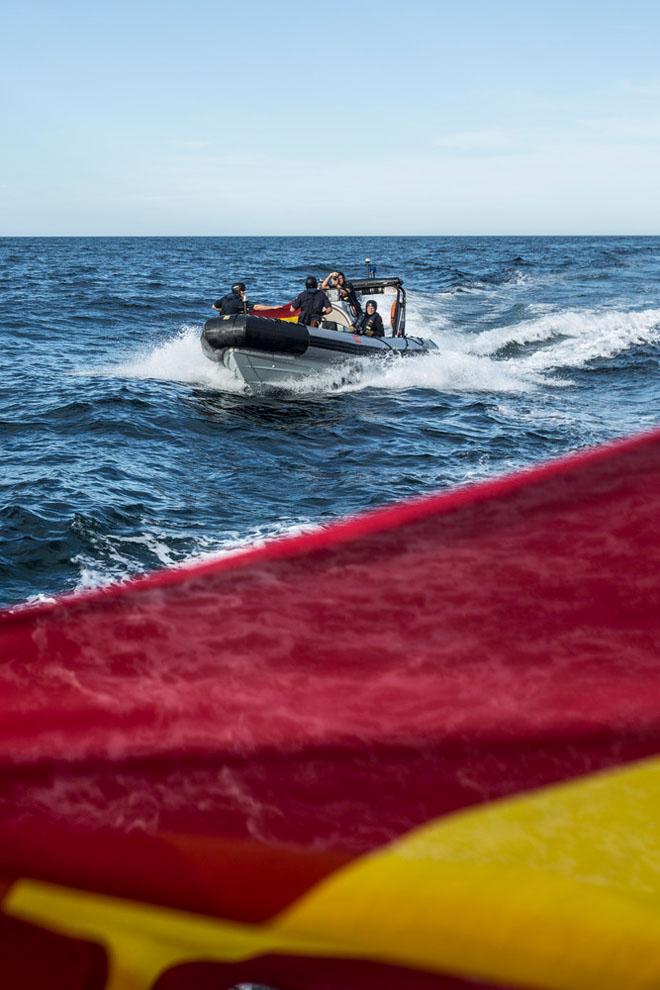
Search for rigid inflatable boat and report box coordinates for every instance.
[201,276,437,389]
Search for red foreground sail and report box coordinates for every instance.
[1,428,659,990]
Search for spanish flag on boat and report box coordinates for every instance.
[0,429,659,989]
[253,301,300,322]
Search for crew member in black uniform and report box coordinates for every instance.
[290,276,333,327]
[212,282,250,316]
[355,299,385,337]
[212,282,270,317]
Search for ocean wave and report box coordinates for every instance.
[3,235,659,608]
[466,306,660,371]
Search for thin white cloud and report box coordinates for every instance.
[433,128,515,154]
[620,78,660,98]
[174,139,213,151]
[579,115,660,143]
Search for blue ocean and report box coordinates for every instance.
[1,236,659,610]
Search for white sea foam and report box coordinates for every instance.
[519,307,660,372]
[466,306,660,370]
[72,519,318,595]
[352,347,533,394]
[110,325,245,391]
[8,593,58,612]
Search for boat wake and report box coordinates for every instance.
[464,305,660,372]
[107,297,660,398]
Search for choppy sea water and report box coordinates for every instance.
[1,236,659,610]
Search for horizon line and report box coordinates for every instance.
[2,233,660,239]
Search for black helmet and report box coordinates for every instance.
[231,282,246,295]
[366,298,378,311]
[305,275,317,290]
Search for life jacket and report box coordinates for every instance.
[357,312,384,337]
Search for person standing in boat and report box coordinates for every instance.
[321,270,361,318]
[290,276,333,327]
[355,299,385,337]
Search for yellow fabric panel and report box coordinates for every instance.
[5,879,344,990]
[7,756,660,990]
[278,754,660,990]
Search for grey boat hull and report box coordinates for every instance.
[201,314,437,390]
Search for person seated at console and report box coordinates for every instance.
[355,299,385,337]
[321,270,361,318]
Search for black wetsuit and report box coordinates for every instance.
[355,311,385,337]
[292,288,331,327]
[214,293,249,316]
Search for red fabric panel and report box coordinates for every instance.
[0,735,657,922]
[0,429,658,924]
[0,824,350,923]
[0,910,107,989]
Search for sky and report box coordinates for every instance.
[1,0,660,235]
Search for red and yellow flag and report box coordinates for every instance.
[1,429,659,989]
[253,301,300,322]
